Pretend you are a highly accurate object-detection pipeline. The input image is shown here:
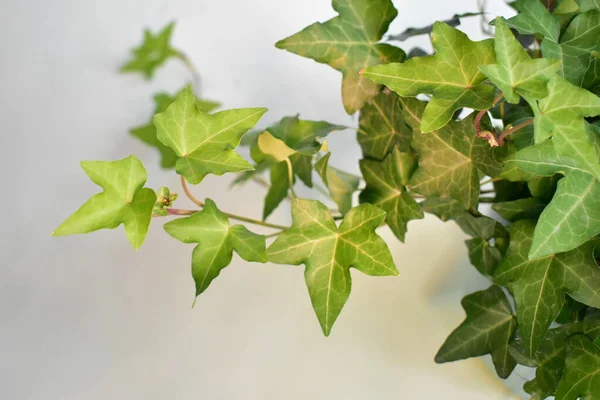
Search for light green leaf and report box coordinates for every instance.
[480,18,561,104]
[435,285,518,379]
[316,153,360,215]
[164,199,267,296]
[530,171,600,259]
[275,0,405,114]
[542,10,600,88]
[267,198,398,335]
[555,335,600,400]
[578,0,600,11]
[506,0,560,42]
[529,76,600,180]
[494,220,600,358]
[362,22,497,132]
[121,21,180,79]
[359,146,424,242]
[402,98,502,209]
[357,89,412,160]
[501,139,588,181]
[266,115,345,155]
[131,89,220,169]
[153,85,267,184]
[53,155,156,250]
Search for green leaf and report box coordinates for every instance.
[402,98,502,209]
[501,139,588,182]
[267,198,398,335]
[357,89,412,160]
[541,10,600,88]
[153,85,267,184]
[121,21,180,79]
[359,146,424,242]
[263,161,290,220]
[524,378,551,400]
[492,197,546,221]
[506,0,561,42]
[555,335,600,400]
[275,0,405,114]
[435,285,518,379]
[454,214,509,277]
[494,220,600,358]
[316,153,360,215]
[53,155,156,250]
[420,197,466,221]
[534,321,600,395]
[266,115,345,155]
[529,76,600,181]
[362,22,497,132]
[131,90,220,169]
[164,199,267,296]
[578,0,600,11]
[479,18,561,104]
[530,171,600,259]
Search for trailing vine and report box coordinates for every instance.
[54,0,600,397]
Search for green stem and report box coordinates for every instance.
[179,176,289,230]
[176,51,202,93]
[284,158,298,198]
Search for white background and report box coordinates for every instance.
[0,0,530,399]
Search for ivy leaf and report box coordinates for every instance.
[492,197,546,222]
[501,139,587,182]
[542,10,600,88]
[401,98,502,209]
[359,146,424,242]
[494,220,600,358]
[53,156,156,250]
[555,335,600,400]
[362,22,497,132]
[524,378,550,400]
[435,285,518,379]
[266,115,345,155]
[506,0,560,42]
[529,76,600,181]
[153,85,267,184]
[131,90,220,169]
[267,198,397,335]
[263,161,290,220]
[357,89,412,160]
[579,0,600,11]
[533,321,600,396]
[164,199,267,296]
[421,197,467,221]
[275,0,405,114]
[316,153,360,215]
[530,171,600,259]
[121,21,180,79]
[456,214,509,277]
[479,18,561,104]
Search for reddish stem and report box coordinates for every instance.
[498,119,534,146]
[475,93,504,137]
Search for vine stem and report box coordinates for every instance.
[497,119,534,146]
[284,158,297,198]
[176,51,202,93]
[179,176,289,230]
[475,93,504,137]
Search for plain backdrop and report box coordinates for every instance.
[0,0,531,399]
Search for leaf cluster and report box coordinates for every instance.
[54,1,600,395]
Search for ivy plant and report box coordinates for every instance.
[54,0,600,397]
